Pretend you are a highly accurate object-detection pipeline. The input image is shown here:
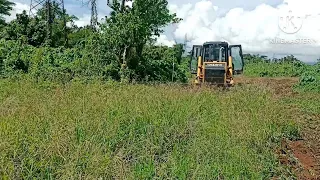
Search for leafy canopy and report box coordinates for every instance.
[0,0,15,25]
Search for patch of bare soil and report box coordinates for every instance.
[235,76,299,96]
[279,140,319,179]
[235,76,320,179]
[290,141,319,179]
[300,113,320,178]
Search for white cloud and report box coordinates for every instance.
[167,0,320,61]
[73,14,91,27]
[71,14,107,27]
[155,35,176,47]
[4,2,29,22]
[125,0,133,8]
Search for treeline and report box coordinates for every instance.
[243,53,319,77]
[0,0,188,83]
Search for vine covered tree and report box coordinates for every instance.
[0,0,189,83]
[0,0,15,25]
[103,0,181,81]
[1,2,78,47]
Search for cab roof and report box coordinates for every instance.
[203,41,229,46]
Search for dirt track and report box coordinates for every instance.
[235,76,320,179]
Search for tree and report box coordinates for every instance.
[1,3,78,47]
[0,10,46,46]
[0,0,14,25]
[173,44,184,64]
[107,0,132,12]
[0,0,189,83]
[67,25,95,48]
[36,1,78,47]
[102,0,181,81]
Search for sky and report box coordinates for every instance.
[4,0,320,63]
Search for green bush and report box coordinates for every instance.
[244,61,309,78]
[0,39,188,83]
[0,39,34,76]
[294,73,320,92]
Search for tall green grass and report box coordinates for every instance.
[244,61,306,77]
[0,79,298,179]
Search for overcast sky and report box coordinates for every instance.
[5,0,320,63]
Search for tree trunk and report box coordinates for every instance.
[122,45,128,65]
[136,43,144,59]
[121,0,126,11]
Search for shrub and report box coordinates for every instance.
[0,39,188,83]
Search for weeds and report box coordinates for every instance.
[0,79,301,179]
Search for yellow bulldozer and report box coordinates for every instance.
[190,41,244,86]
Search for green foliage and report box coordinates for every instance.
[67,26,94,48]
[0,80,298,179]
[0,0,14,25]
[300,74,316,85]
[281,122,301,141]
[1,7,78,47]
[0,37,120,82]
[243,54,320,92]
[244,58,308,78]
[138,45,187,82]
[0,38,188,83]
[0,0,187,83]
[173,44,184,65]
[0,39,33,76]
[100,0,181,81]
[294,72,320,92]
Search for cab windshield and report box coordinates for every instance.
[203,44,225,62]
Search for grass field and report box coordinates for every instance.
[0,78,317,179]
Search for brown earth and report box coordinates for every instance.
[289,141,319,179]
[235,76,299,96]
[235,76,320,179]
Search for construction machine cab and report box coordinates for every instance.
[203,42,228,62]
[190,41,244,85]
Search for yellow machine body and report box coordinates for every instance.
[190,41,244,86]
